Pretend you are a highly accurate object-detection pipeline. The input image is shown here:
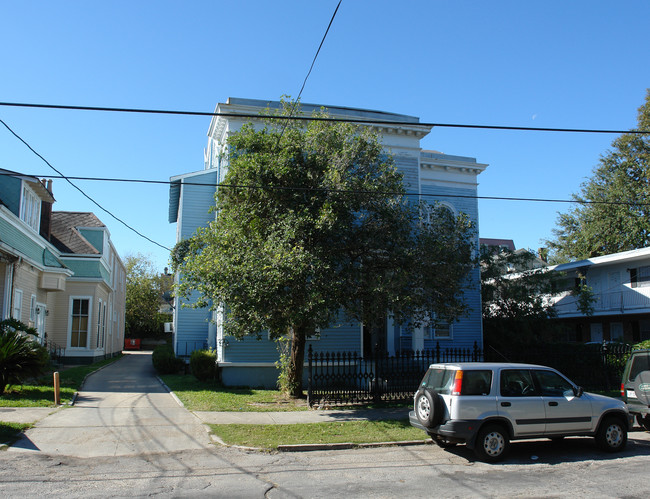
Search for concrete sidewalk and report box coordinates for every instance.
[5,352,212,457]
[1,352,413,457]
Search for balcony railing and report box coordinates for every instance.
[551,286,650,316]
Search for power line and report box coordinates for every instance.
[3,171,650,207]
[295,0,341,106]
[1,101,648,135]
[277,0,342,146]
[0,119,172,251]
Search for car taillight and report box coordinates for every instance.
[621,382,625,398]
[452,370,463,395]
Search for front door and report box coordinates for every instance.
[363,318,387,357]
[35,303,46,345]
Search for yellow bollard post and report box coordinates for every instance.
[53,371,60,405]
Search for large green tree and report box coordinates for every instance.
[125,254,171,338]
[174,102,476,397]
[548,90,650,262]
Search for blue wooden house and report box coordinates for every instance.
[168,98,488,388]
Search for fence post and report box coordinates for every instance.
[307,344,313,407]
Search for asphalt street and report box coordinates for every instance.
[2,352,650,497]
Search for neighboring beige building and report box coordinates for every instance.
[1,169,125,364]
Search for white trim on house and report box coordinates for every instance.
[68,295,93,350]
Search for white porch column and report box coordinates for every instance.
[412,326,425,353]
[387,316,395,355]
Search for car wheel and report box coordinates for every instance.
[415,388,443,428]
[596,417,627,452]
[475,424,510,462]
[636,414,650,431]
[433,436,457,449]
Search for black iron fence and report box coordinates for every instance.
[306,342,631,407]
[484,342,631,393]
[307,342,482,406]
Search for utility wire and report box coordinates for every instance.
[0,118,171,251]
[1,101,648,135]
[276,0,342,146]
[296,0,342,107]
[3,171,650,207]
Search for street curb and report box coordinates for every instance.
[208,434,431,453]
[277,439,432,452]
[156,376,186,408]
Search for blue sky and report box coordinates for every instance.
[1,1,649,270]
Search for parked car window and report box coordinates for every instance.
[628,354,650,382]
[421,368,455,394]
[533,370,574,397]
[500,369,537,397]
[461,370,492,396]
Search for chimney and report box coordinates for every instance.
[39,179,54,241]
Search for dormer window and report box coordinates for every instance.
[20,184,41,231]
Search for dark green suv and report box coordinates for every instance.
[621,349,650,430]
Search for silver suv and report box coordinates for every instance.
[409,362,631,462]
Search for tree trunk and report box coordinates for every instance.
[288,324,307,398]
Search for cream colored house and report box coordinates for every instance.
[0,169,125,364]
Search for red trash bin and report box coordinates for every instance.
[124,338,141,350]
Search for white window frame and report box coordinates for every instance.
[69,296,93,349]
[433,322,453,340]
[13,289,23,321]
[20,184,41,231]
[96,299,103,348]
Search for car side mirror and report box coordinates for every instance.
[574,386,584,397]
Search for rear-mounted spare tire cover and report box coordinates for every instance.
[633,370,650,406]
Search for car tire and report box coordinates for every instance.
[415,388,443,428]
[474,424,510,462]
[595,417,627,452]
[636,414,650,431]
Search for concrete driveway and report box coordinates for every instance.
[8,352,211,458]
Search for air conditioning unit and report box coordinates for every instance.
[164,322,173,333]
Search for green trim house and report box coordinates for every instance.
[0,169,126,363]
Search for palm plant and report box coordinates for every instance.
[0,319,50,394]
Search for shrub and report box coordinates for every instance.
[151,345,185,375]
[190,349,219,382]
[0,319,50,393]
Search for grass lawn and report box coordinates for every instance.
[209,420,427,449]
[0,355,122,407]
[160,375,310,412]
[0,422,32,446]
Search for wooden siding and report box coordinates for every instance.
[394,155,419,194]
[222,318,362,363]
[178,171,217,240]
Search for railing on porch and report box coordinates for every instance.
[44,338,66,365]
[307,342,483,407]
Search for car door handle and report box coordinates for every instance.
[501,402,511,407]
[548,401,559,406]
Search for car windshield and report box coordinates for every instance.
[421,368,455,394]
